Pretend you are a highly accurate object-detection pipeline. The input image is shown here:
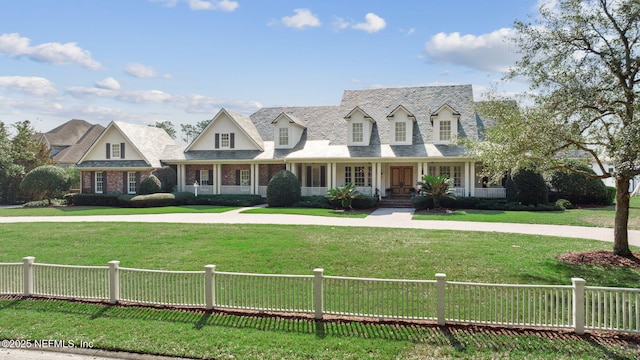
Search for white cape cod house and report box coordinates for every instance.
[78,85,506,199]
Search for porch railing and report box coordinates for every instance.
[474,187,506,198]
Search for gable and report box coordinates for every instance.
[272,113,306,149]
[187,109,264,151]
[81,125,145,162]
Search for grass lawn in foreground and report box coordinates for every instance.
[0,205,236,217]
[413,196,640,230]
[1,223,639,359]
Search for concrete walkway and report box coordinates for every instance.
[1,207,639,360]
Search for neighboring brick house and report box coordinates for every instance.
[76,121,174,194]
[37,119,104,167]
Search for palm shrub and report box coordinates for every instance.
[20,165,70,205]
[266,170,301,207]
[326,182,360,210]
[417,174,455,209]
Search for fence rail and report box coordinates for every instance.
[2,257,639,335]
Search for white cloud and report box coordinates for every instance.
[280,9,321,29]
[0,76,57,96]
[331,17,350,31]
[352,13,386,33]
[124,63,171,78]
[425,28,519,72]
[95,77,120,90]
[152,0,238,11]
[0,33,102,70]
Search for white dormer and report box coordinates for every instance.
[272,113,306,149]
[344,106,375,146]
[386,105,415,146]
[186,108,264,151]
[431,104,460,144]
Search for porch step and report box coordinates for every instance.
[378,197,414,208]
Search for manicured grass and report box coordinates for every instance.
[0,205,236,217]
[241,207,371,218]
[413,197,640,230]
[1,223,639,358]
[0,223,640,359]
[1,298,638,360]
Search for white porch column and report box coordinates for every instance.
[179,164,186,192]
[215,164,221,194]
[464,162,471,197]
[376,162,383,192]
[470,162,476,197]
[417,162,424,185]
[331,163,337,189]
[289,162,295,176]
[252,163,259,195]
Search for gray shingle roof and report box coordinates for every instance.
[53,124,104,165]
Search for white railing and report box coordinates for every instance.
[0,263,23,295]
[119,267,205,307]
[323,276,437,320]
[446,281,573,328]
[32,263,109,300]
[4,257,640,335]
[301,187,328,196]
[585,286,640,332]
[453,187,466,197]
[185,184,214,195]
[221,185,252,194]
[475,187,506,198]
[258,185,268,197]
[214,271,314,313]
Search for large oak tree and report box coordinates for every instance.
[469,0,640,256]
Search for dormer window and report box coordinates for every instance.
[105,142,125,159]
[352,123,363,143]
[395,122,406,142]
[111,143,121,158]
[221,133,230,148]
[215,133,235,149]
[431,104,460,144]
[279,128,289,146]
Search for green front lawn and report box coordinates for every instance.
[413,197,640,229]
[0,205,236,217]
[241,207,371,218]
[1,223,639,359]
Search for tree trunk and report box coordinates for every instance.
[614,177,632,257]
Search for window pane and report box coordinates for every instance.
[221,133,230,147]
[128,172,137,193]
[354,166,365,186]
[395,122,406,142]
[96,172,103,193]
[279,128,289,146]
[352,123,363,142]
[112,144,120,158]
[440,120,451,141]
[344,166,352,184]
[453,166,462,187]
[200,170,210,185]
[240,169,250,186]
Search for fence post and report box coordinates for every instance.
[22,256,34,296]
[313,268,324,320]
[572,277,586,335]
[436,273,446,326]
[108,261,120,304]
[205,265,216,310]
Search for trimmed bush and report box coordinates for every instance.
[505,169,548,205]
[266,170,301,207]
[293,196,333,208]
[20,165,70,204]
[606,186,616,204]
[186,194,264,207]
[153,166,177,193]
[71,194,121,207]
[352,195,377,209]
[120,193,176,208]
[548,162,610,205]
[555,199,574,210]
[137,175,162,195]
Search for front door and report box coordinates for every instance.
[390,166,413,196]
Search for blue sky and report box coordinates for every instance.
[0,0,544,133]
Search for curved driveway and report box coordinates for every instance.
[1,207,639,247]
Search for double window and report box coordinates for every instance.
[344,166,371,187]
[428,165,462,187]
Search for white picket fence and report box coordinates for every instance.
[1,257,639,335]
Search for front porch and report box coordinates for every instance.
[175,161,506,199]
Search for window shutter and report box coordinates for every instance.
[120,143,125,158]
[230,133,235,149]
[215,133,220,149]
[90,171,95,193]
[306,166,312,187]
[106,143,111,159]
[208,170,214,185]
[136,172,141,187]
[195,170,200,182]
[102,172,108,193]
[320,166,326,187]
[123,172,127,192]
[235,169,241,185]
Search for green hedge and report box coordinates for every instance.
[68,192,196,207]
[186,194,265,207]
[293,196,333,209]
[412,195,563,212]
[69,193,121,207]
